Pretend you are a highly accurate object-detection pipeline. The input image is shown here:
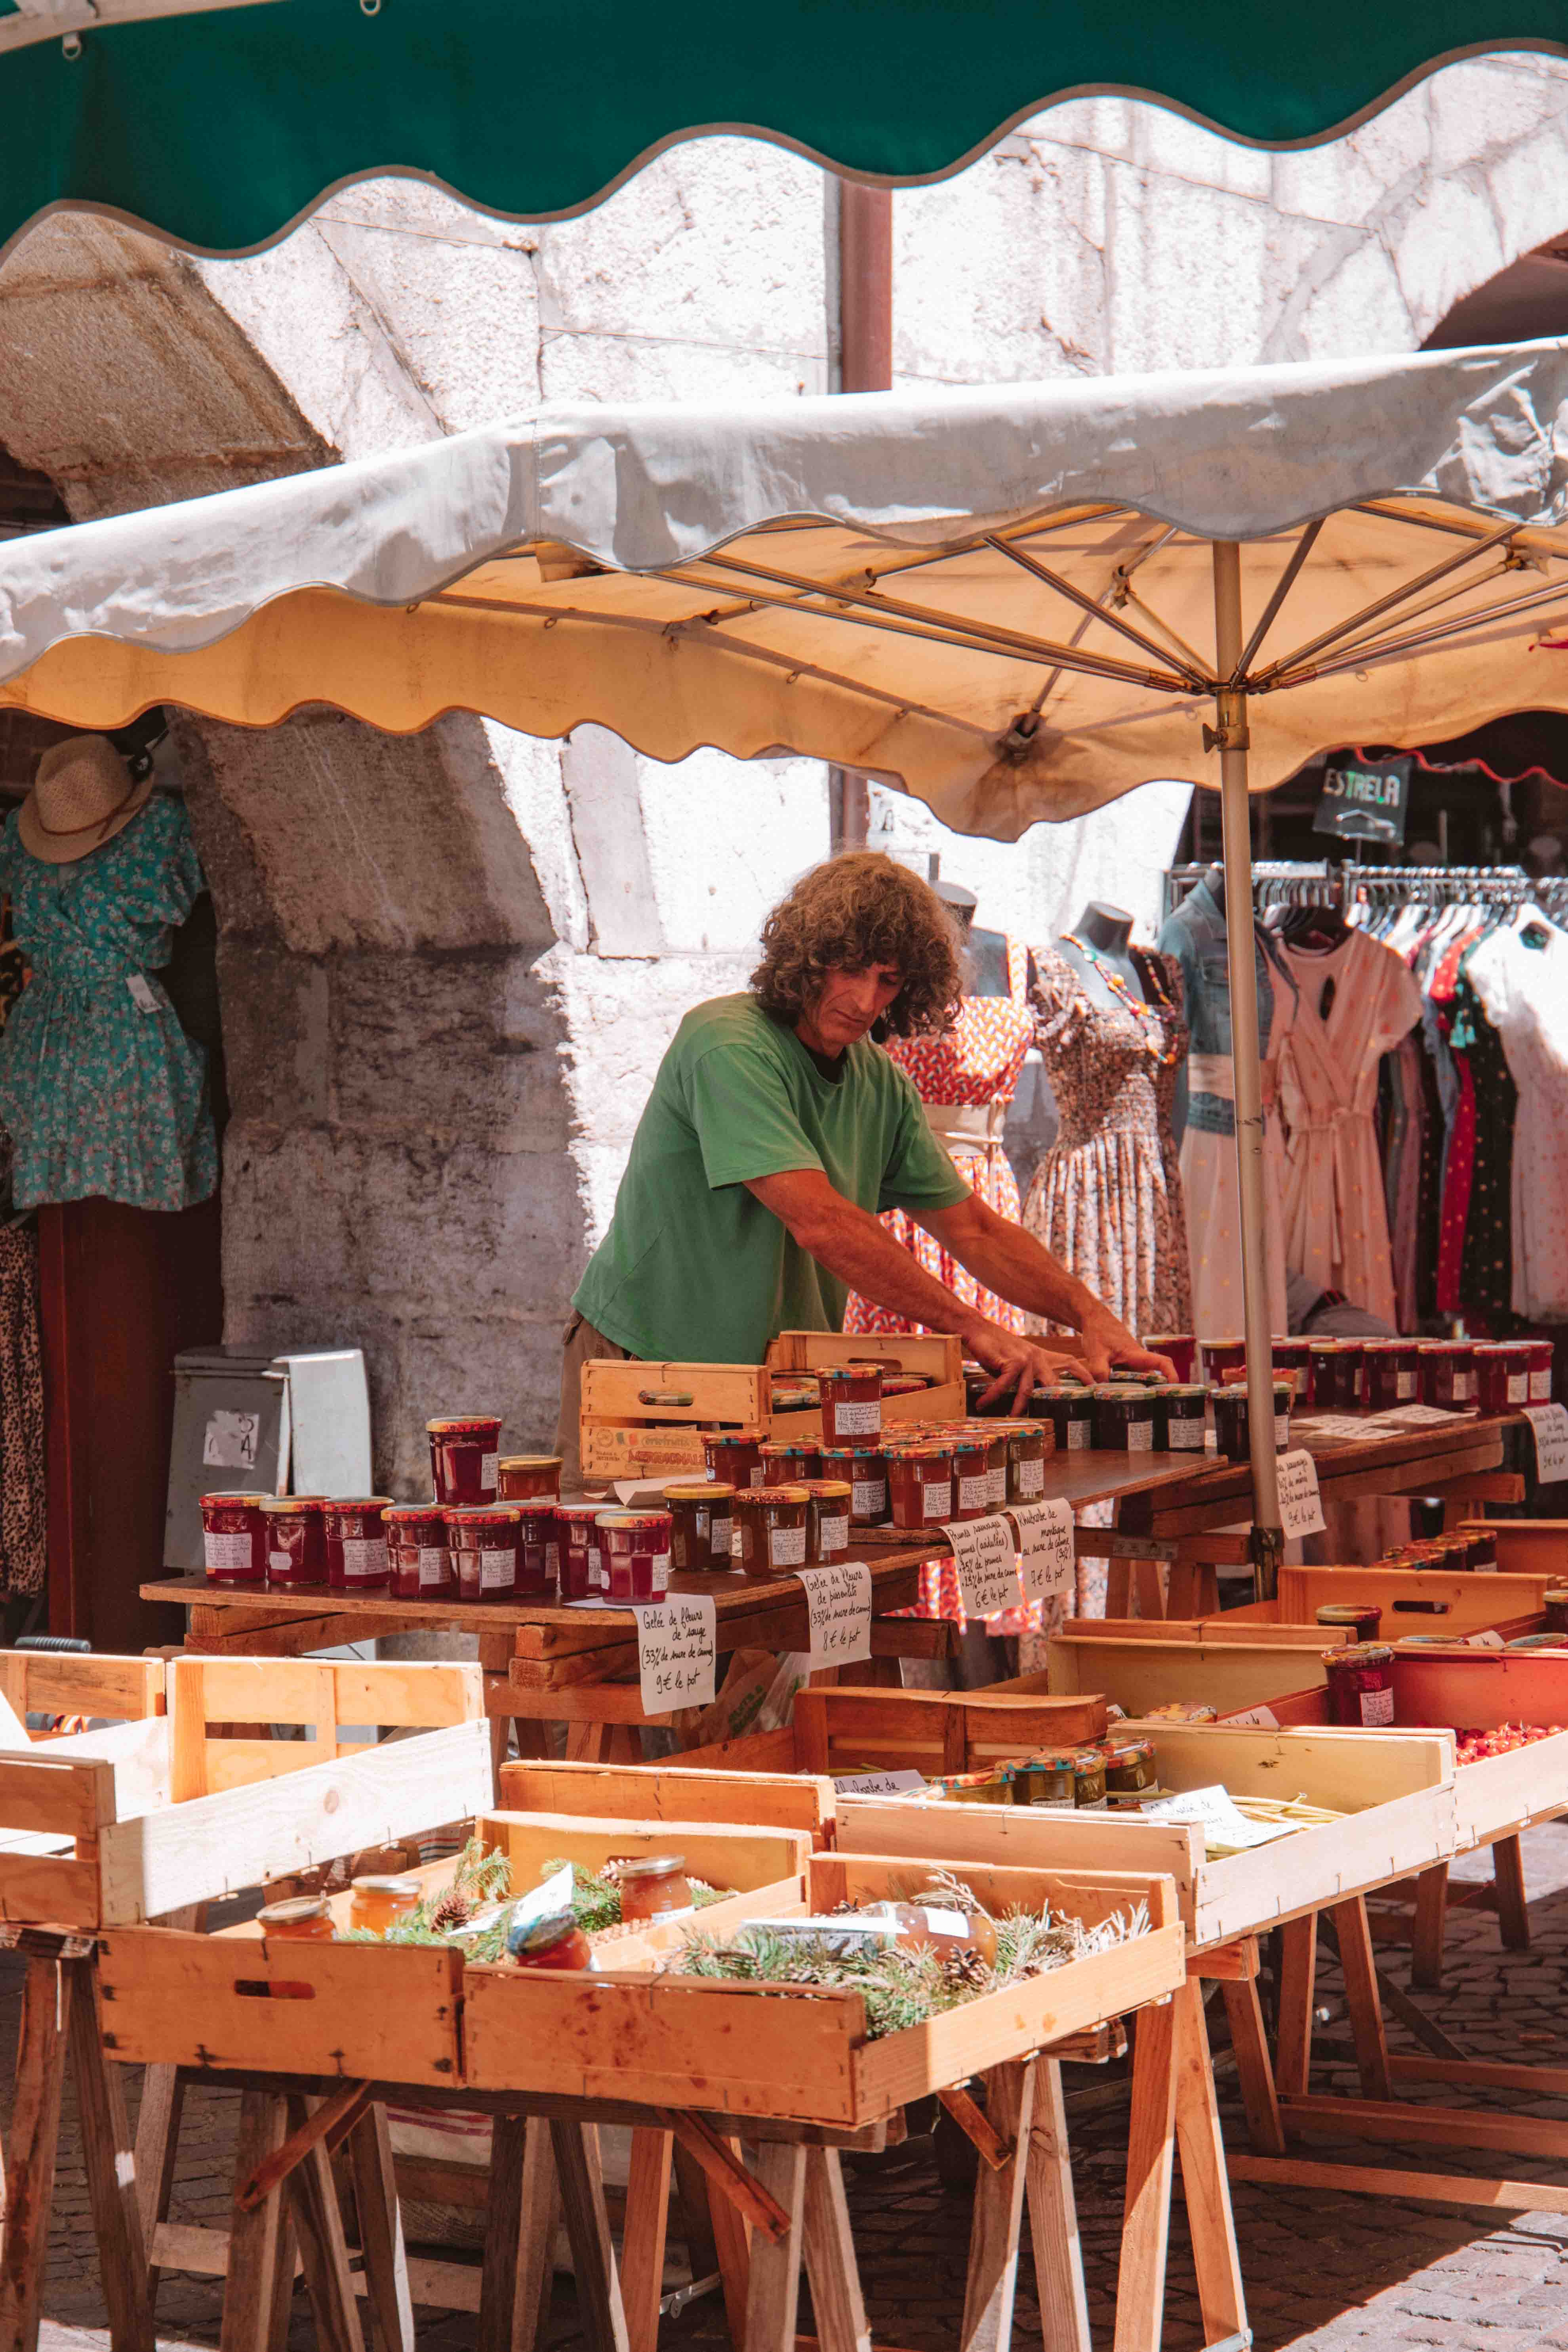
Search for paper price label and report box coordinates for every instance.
[1524,1404,1568,1484]
[942,1514,1021,1619]
[1007,1498,1076,1607]
[794,1560,873,1666]
[1466,1629,1505,1649]
[203,1409,260,1469]
[833,1768,926,1798]
[1277,1448,1326,1539]
[634,1595,716,1711]
[1225,1703,1280,1728]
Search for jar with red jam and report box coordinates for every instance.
[200,1492,269,1586]
[1317,1601,1381,1644]
[515,1501,558,1598]
[949,1438,993,1521]
[969,1426,1009,1510]
[1304,1341,1344,1409]
[508,1911,593,1972]
[1419,1341,1474,1410]
[427,1415,502,1506]
[444,1503,524,1601]
[1324,1642,1396,1726]
[1528,1339,1556,1404]
[258,1495,329,1588]
[818,1364,884,1446]
[1035,1385,1095,1453]
[821,1445,889,1525]
[886,1443,955,1531]
[801,1479,852,1563]
[1364,1340,1419,1413]
[732,1485,809,1577]
[758,1440,823,1485]
[1212,1382,1292,1461]
[663,1481,735,1571]
[1201,1338,1248,1388]
[1004,1420,1051,1501]
[598,1510,673,1601]
[1273,1338,1312,1383]
[555,1503,606,1600]
[384,1503,453,1599]
[1144,1333,1196,1382]
[1475,1342,1534,1413]
[615,1854,693,1923]
[497,1455,563,1502]
[703,1430,766,1489]
[324,1497,392,1592]
[1545,1585,1568,1634]
[1465,1528,1498,1570]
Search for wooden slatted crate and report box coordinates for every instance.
[670,1683,1108,1777]
[499,1757,837,1845]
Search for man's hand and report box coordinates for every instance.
[1078,1308,1178,1385]
[965,1319,1094,1413]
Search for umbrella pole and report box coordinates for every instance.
[1210,540,1283,1596]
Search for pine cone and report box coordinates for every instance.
[429,1889,475,1935]
[938,1946,993,1996]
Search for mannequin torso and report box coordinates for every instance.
[1057,900,1149,1013]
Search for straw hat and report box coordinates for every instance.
[18,734,153,866]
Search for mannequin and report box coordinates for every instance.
[1057,901,1152,1013]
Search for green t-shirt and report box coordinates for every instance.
[573,994,970,1364]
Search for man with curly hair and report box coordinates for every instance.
[558,853,1171,1485]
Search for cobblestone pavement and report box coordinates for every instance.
[23,1819,1568,2351]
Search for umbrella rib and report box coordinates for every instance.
[1275,554,1521,672]
[1234,519,1323,678]
[1251,518,1522,685]
[1266,571,1568,688]
[978,532,1212,689]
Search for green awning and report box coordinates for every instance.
[4,0,1568,263]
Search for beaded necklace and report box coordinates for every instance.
[1062,935,1185,1067]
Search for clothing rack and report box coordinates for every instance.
[1162,859,1554,924]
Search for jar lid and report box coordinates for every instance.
[801,1479,853,1499]
[326,1495,393,1512]
[1545,1585,1568,1603]
[352,1874,422,1895]
[824,1363,881,1381]
[595,1510,674,1531]
[201,1491,270,1508]
[1101,1738,1155,1765]
[258,1895,332,1925]
[760,1442,819,1457]
[497,1454,563,1472]
[260,1493,330,1514]
[1307,1339,1341,1353]
[705,1427,765,1445]
[558,1503,612,1525]
[1034,1384,1094,1403]
[511,1910,580,1955]
[821,1445,888,1459]
[1025,1748,1079,1770]
[734,1483,811,1505]
[892,1443,953,1461]
[1070,1748,1107,1770]
[444,1503,525,1527]
[1162,1384,1212,1402]
[1329,1642,1395,1665]
[664,1481,734,1501]
[880,1375,929,1394]
[427,1415,502,1434]
[616,1854,686,1880]
[383,1503,447,1526]
[1214,1383,1250,1399]
[1317,1603,1377,1624]
[1092,1383,1148,1399]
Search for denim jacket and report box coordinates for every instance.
[1156,876,1297,1140]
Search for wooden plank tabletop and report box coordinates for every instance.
[1143,1412,1515,1539]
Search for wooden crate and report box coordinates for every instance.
[1460,1521,1568,1579]
[0,1651,164,1728]
[837,1722,1457,1950]
[498,1758,836,1846]
[477,1807,812,1947]
[1044,1634,1337,1717]
[1224,1564,1558,1637]
[463,1849,1184,2124]
[0,1656,492,1928]
[580,1329,964,1481]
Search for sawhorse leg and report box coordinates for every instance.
[1114,1982,1247,2352]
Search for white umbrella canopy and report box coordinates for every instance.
[6,335,1565,1562]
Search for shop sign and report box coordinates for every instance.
[1313,754,1411,845]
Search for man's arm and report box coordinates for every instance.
[915,1190,1172,1376]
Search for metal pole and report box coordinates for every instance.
[1210,541,1283,1594]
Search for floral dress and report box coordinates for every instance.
[0,795,217,1212]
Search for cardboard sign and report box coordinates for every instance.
[203,1409,261,1470]
[1007,1498,1076,1607]
[794,1560,873,1667]
[1524,1404,1568,1484]
[634,1595,716,1711]
[1277,1448,1326,1539]
[943,1514,1021,1619]
[1313,753,1411,846]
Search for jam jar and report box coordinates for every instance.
[556,1503,607,1599]
[1419,1341,1474,1410]
[1034,1385,1096,1453]
[349,1875,423,1936]
[663,1481,735,1571]
[427,1415,502,1506]
[260,1495,329,1588]
[1144,1333,1196,1382]
[758,1440,823,1486]
[970,1425,1010,1510]
[616,1854,694,1923]
[886,1444,955,1531]
[200,1492,269,1586]
[508,1912,593,1972]
[932,1768,1009,1804]
[1004,1420,1051,1501]
[515,1501,557,1598]
[732,1485,809,1576]
[497,1455,563,1502]
[1101,1738,1157,1798]
[1464,1528,1498,1570]
[1528,1339,1556,1404]
[257,1896,337,1942]
[1545,1585,1568,1634]
[1072,1749,1109,1809]
[1159,1385,1211,1453]
[324,1497,392,1592]
[949,1438,993,1521]
[1304,1341,1347,1409]
[1324,1642,1396,1727]
[1212,1382,1292,1461]
[1273,1339,1312,1384]
[802,1480,852,1564]
[703,1430,766,1489]
[821,1445,890,1525]
[598,1510,673,1600]
[385,1503,453,1600]
[1317,1601,1381,1644]
[1012,1751,1078,1809]
[1364,1340,1420,1413]
[1334,1340,1368,1407]
[1474,1342,1533,1413]
[819,1364,884,1445]
[1202,1338,1248,1388]
[444,1503,524,1600]
[1092,1385,1158,1453]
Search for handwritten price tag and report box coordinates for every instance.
[634,1596,716,1712]
[1007,1498,1076,1607]
[203,1409,259,1469]
[1225,1702,1280,1728]
[833,1768,927,1798]
[1524,1404,1568,1484]
[794,1560,873,1667]
[1277,1449,1326,1539]
[943,1515,1021,1619]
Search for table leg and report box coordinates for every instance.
[347,2103,413,2352]
[959,2059,1036,2352]
[284,2095,363,2352]
[1494,1835,1531,1950]
[1171,1980,1247,2350]
[1274,1914,1318,2104]
[1025,2057,1091,2352]
[67,1959,154,2352]
[621,2126,674,2352]
[741,2141,807,2352]
[801,2146,871,2352]
[134,2063,185,2310]
[220,2091,290,2352]
[1411,1864,1450,1990]
[481,2113,557,2352]
[709,2135,754,2345]
[0,1957,72,2352]
[549,2120,630,2352]
[1329,1898,1391,2103]
[1113,1998,1177,2352]
[1219,1973,1286,2156]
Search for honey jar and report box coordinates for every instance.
[663,1482,736,1570]
[1003,1420,1051,1500]
[257,1895,336,1941]
[615,1853,694,1923]
[349,1875,423,1936]
[497,1455,563,1502]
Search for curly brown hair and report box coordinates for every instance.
[751,852,962,1040]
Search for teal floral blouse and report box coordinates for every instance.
[0,794,217,1212]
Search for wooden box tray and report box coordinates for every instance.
[835,1723,1456,1950]
[1044,1633,1338,1717]
[1387,1646,1568,1849]
[498,1758,837,1846]
[1221,1564,1557,1637]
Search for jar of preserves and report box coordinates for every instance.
[384,1503,453,1600]
[1144,1333,1196,1382]
[881,1374,928,1399]
[731,1485,809,1576]
[1201,1337,1248,1388]
[1418,1341,1474,1410]
[1465,1529,1498,1570]
[324,1498,392,1592]
[1545,1585,1568,1633]
[200,1492,269,1586]
[886,1443,955,1531]
[801,1480,852,1564]
[1474,1342,1534,1413]
[597,1510,673,1601]
[1324,1642,1396,1727]
[821,1445,890,1525]
[1364,1340,1420,1413]
[1304,1341,1344,1409]
[663,1481,736,1571]
[1528,1339,1556,1404]
[257,1895,337,1941]
[427,1415,502,1507]
[818,1363,884,1445]
[1004,1420,1051,1501]
[703,1430,766,1489]
[515,1501,558,1597]
[1159,1385,1211,1453]
[1034,1385,1096,1454]
[1092,1385,1158,1453]
[1101,1738,1157,1797]
[758,1440,823,1485]
[1072,1749,1109,1809]
[508,1911,594,1971]
[1012,1751,1078,1809]
[865,1899,999,1967]
[1317,1601,1381,1644]
[259,1495,330,1588]
[949,1438,992,1521]
[1273,1339,1312,1382]
[932,1768,1009,1804]
[444,1503,524,1601]
[1212,1381,1293,1461]
[497,1455,563,1502]
[555,1503,606,1600]
[616,1854,693,1923]
[349,1875,423,1936]
[974,1426,1010,1509]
